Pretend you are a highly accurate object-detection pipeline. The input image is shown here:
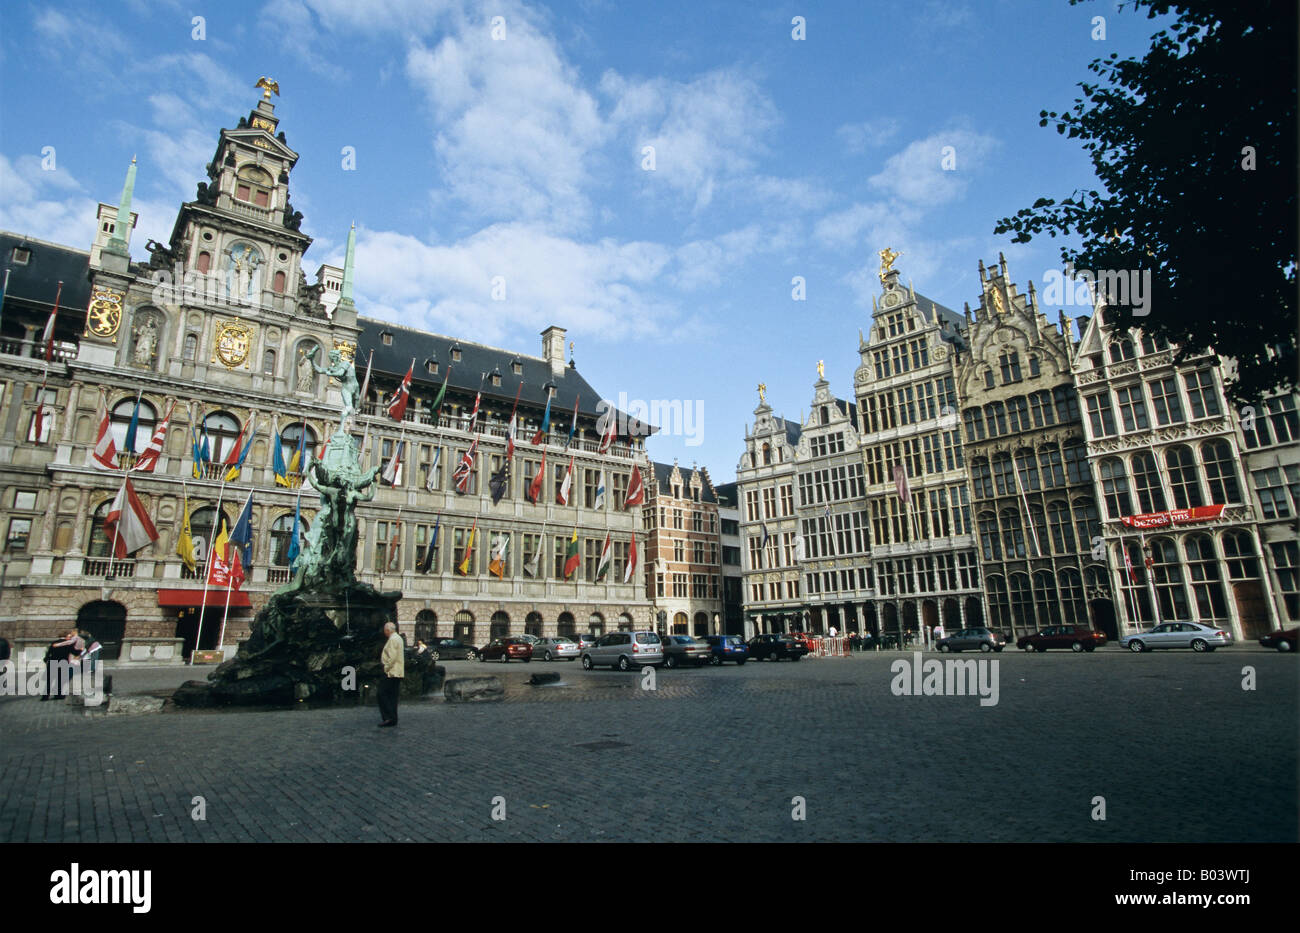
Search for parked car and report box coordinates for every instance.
[581,631,664,670]
[936,627,1006,653]
[788,631,818,652]
[703,634,749,665]
[659,635,712,668]
[477,637,533,663]
[572,633,599,651]
[1120,621,1234,653]
[747,634,808,661]
[1017,625,1107,653]
[427,638,476,661]
[516,633,541,646]
[532,636,579,661]
[1259,627,1298,652]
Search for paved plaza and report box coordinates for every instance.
[1,648,1295,843]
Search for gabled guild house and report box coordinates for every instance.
[0,85,653,669]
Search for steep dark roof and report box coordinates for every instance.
[831,397,858,422]
[649,459,717,503]
[776,416,802,447]
[714,481,738,507]
[915,291,964,329]
[357,317,653,434]
[0,233,91,342]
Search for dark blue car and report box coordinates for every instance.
[703,635,749,666]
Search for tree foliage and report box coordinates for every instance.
[995,0,1297,403]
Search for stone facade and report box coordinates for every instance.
[643,461,722,635]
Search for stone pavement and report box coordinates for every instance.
[1,649,1294,842]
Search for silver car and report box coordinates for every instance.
[1121,621,1234,653]
[532,636,579,661]
[580,631,664,671]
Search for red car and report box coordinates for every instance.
[476,637,533,663]
[1017,624,1108,652]
[1258,628,1298,652]
[789,631,818,652]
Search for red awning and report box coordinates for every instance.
[158,589,253,609]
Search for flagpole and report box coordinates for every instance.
[1120,540,1141,633]
[103,470,130,585]
[1011,454,1043,558]
[191,473,228,664]
[216,486,253,654]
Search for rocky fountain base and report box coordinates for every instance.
[172,582,439,708]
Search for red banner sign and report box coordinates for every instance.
[1120,504,1225,529]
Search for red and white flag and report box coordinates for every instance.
[527,450,547,503]
[91,396,119,470]
[227,548,246,591]
[505,413,517,461]
[1123,547,1137,584]
[466,390,481,433]
[103,478,159,558]
[382,440,405,486]
[556,456,574,505]
[624,534,638,584]
[131,401,176,473]
[41,281,63,362]
[597,408,617,454]
[453,436,478,494]
[387,360,413,421]
[623,465,644,508]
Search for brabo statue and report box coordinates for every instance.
[293,449,382,591]
[305,345,360,427]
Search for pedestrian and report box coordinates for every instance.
[78,630,102,676]
[933,622,945,645]
[377,622,404,728]
[42,631,77,701]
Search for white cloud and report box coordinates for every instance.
[836,118,901,154]
[868,128,999,208]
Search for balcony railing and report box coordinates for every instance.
[266,568,290,584]
[84,558,135,578]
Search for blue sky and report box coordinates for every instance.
[0,0,1164,480]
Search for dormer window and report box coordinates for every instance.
[450,345,462,362]
[491,372,502,387]
[425,358,438,375]
[511,359,522,375]
[380,331,393,346]
[11,247,30,265]
[235,164,273,208]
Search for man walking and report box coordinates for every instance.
[378,622,404,728]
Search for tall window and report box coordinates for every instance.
[1000,508,1026,559]
[1115,385,1150,432]
[1039,443,1065,488]
[1108,338,1135,363]
[1073,499,1100,555]
[1149,376,1184,425]
[1053,386,1081,423]
[999,350,1022,384]
[1058,568,1086,626]
[1183,370,1221,419]
[1164,445,1204,509]
[1047,500,1074,553]
[1085,393,1117,438]
[203,411,243,463]
[1131,451,1167,513]
[1200,439,1240,504]
[1184,534,1227,621]
[1100,458,1132,518]
[1028,390,1056,427]
[1062,441,1091,485]
[1033,570,1060,625]
[110,398,158,455]
[992,454,1015,496]
[1150,537,1190,620]
[971,458,993,499]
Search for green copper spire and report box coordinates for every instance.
[338,221,356,306]
[106,156,137,255]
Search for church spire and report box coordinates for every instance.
[338,221,357,309]
[105,156,137,256]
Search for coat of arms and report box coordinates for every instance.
[213,318,254,369]
[85,289,123,340]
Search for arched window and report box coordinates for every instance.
[978,511,1001,560]
[189,506,229,568]
[454,610,474,640]
[1015,448,1040,491]
[1038,443,1065,488]
[1053,385,1081,423]
[1149,537,1190,620]
[556,611,576,638]
[1058,568,1086,626]
[1029,390,1056,427]
[1184,534,1227,621]
[963,408,985,442]
[1140,334,1170,355]
[992,453,1015,496]
[589,612,606,635]
[1164,445,1204,508]
[1072,498,1100,553]
[1131,451,1167,513]
[986,576,1010,629]
[525,611,543,636]
[109,397,158,455]
[1200,439,1241,504]
[762,443,771,466]
[1033,570,1059,626]
[1007,396,1031,433]
[970,457,994,499]
[1062,440,1091,484]
[234,164,273,207]
[270,513,308,567]
[1108,338,1135,363]
[1027,506,1048,557]
[262,349,276,375]
[280,423,318,476]
[203,411,243,464]
[999,350,1022,384]
[197,251,211,274]
[1221,531,1261,580]
[1047,501,1075,553]
[272,270,286,293]
[1099,458,1132,519]
[87,500,113,557]
[1000,508,1026,558]
[490,611,510,639]
[1028,355,1041,377]
[183,333,198,361]
[618,612,634,631]
[984,401,1007,437]
[415,610,437,644]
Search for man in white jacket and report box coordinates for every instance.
[378,622,405,727]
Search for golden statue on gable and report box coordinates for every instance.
[878,247,901,282]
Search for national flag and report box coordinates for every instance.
[131,401,175,473]
[386,521,402,571]
[387,360,414,421]
[524,530,543,579]
[189,420,203,479]
[287,422,306,480]
[176,494,197,573]
[424,447,441,493]
[489,457,510,505]
[382,440,405,486]
[624,534,638,584]
[489,533,509,579]
[465,389,481,434]
[92,396,119,470]
[505,412,518,461]
[358,349,374,410]
[286,495,303,572]
[418,516,440,574]
[221,420,249,479]
[527,450,547,503]
[1123,547,1137,585]
[430,369,451,419]
[597,406,617,454]
[624,466,644,508]
[123,393,142,453]
[40,281,62,362]
[564,394,580,450]
[531,390,553,444]
[198,424,210,476]
[457,519,477,575]
[208,521,231,585]
[228,491,254,570]
[556,456,574,505]
[453,437,478,494]
[595,531,612,580]
[228,547,246,592]
[273,425,290,487]
[594,468,606,510]
[562,528,580,579]
[103,478,159,558]
[893,464,911,505]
